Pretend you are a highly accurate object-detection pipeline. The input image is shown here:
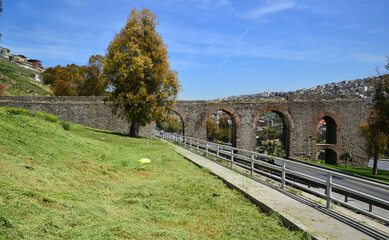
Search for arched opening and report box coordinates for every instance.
[156,110,184,135]
[256,111,284,157]
[316,116,337,144]
[255,110,290,158]
[316,149,337,165]
[206,110,236,147]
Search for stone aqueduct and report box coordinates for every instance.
[0,95,369,166]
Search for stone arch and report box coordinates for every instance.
[201,105,241,147]
[317,148,338,165]
[312,111,344,145]
[251,105,294,129]
[252,105,294,158]
[201,105,241,128]
[167,106,187,135]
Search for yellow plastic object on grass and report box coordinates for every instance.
[138,158,151,163]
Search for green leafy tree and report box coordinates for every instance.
[339,152,353,167]
[79,55,106,96]
[219,115,231,143]
[103,8,181,137]
[43,64,86,96]
[373,57,389,134]
[207,116,220,141]
[42,65,61,85]
[158,114,182,134]
[360,58,389,175]
[360,118,387,175]
[261,141,285,158]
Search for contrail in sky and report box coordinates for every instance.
[216,0,272,74]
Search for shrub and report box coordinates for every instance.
[44,114,58,123]
[0,82,6,96]
[60,121,71,131]
[0,107,58,123]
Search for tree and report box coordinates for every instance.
[339,152,353,167]
[42,65,61,85]
[79,54,107,96]
[360,118,387,175]
[360,58,389,175]
[103,8,181,137]
[261,140,285,159]
[218,115,231,143]
[207,116,220,141]
[43,64,86,96]
[373,57,389,135]
[157,113,182,134]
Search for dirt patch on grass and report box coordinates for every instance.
[137,170,152,177]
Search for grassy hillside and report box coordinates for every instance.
[0,108,309,239]
[0,59,52,96]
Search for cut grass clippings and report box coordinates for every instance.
[0,108,310,239]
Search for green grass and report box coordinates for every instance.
[0,59,52,96]
[293,157,389,184]
[0,108,309,239]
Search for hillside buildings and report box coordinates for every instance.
[0,46,45,72]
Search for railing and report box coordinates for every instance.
[159,132,389,224]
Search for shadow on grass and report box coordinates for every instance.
[88,128,147,139]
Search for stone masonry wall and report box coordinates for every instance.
[0,96,156,138]
[173,96,369,167]
[0,95,370,166]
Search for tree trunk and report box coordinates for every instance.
[373,153,378,175]
[129,121,139,137]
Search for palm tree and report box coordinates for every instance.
[261,141,285,158]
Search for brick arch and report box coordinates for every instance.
[201,105,241,128]
[311,110,344,161]
[311,111,344,129]
[314,147,339,165]
[251,105,294,158]
[251,105,294,130]
[168,105,187,129]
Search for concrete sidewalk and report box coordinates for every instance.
[165,140,389,240]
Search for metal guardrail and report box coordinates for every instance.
[160,132,389,224]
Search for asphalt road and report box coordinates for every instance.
[283,162,389,202]
[368,159,389,171]
[160,134,389,211]
[202,141,389,204]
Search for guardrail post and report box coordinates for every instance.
[326,173,333,208]
[206,143,208,156]
[281,161,286,189]
[190,139,192,148]
[217,146,220,160]
[197,140,199,150]
[251,154,254,176]
[230,149,234,168]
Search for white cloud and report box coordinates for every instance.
[230,0,296,20]
[345,53,386,63]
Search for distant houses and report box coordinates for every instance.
[221,74,381,104]
[0,46,45,72]
[27,59,45,72]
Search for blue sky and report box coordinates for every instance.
[1,0,389,100]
